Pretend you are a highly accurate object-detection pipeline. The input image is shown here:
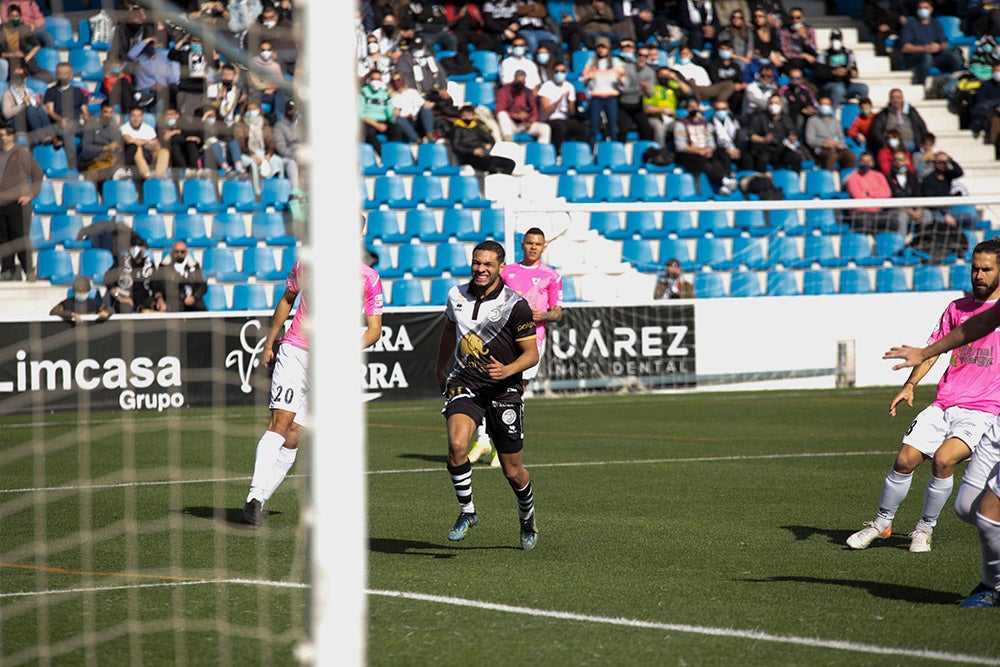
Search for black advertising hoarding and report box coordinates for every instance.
[0,303,695,414]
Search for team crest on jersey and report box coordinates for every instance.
[501,408,517,425]
[488,307,503,322]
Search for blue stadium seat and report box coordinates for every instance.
[913,264,946,292]
[371,175,413,209]
[173,213,213,247]
[559,274,577,302]
[380,141,419,174]
[769,169,807,200]
[33,144,78,178]
[415,142,460,176]
[525,142,562,174]
[280,245,297,274]
[79,247,114,283]
[45,16,81,49]
[622,238,660,272]
[621,210,661,239]
[695,236,731,270]
[595,141,633,173]
[665,171,704,202]
[949,263,969,291]
[693,271,725,298]
[803,268,836,295]
[218,179,256,213]
[729,270,762,297]
[395,243,437,278]
[469,49,500,81]
[202,246,246,281]
[730,235,769,270]
[839,232,882,267]
[410,173,450,207]
[804,207,847,234]
[571,48,594,77]
[37,249,75,284]
[591,172,630,203]
[34,180,63,215]
[840,103,860,133]
[132,213,171,249]
[876,266,909,293]
[242,247,285,281]
[359,142,385,176]
[366,209,408,244]
[804,169,845,199]
[68,47,104,81]
[260,177,293,211]
[404,208,446,242]
[434,241,471,276]
[143,178,186,213]
[61,180,107,215]
[938,15,975,48]
[660,210,697,238]
[446,174,490,207]
[874,231,918,265]
[697,209,737,237]
[390,278,427,306]
[766,235,802,269]
[766,270,799,295]
[203,284,228,311]
[558,173,593,203]
[479,208,505,240]
[629,140,661,171]
[33,47,59,77]
[231,283,270,311]
[369,244,399,278]
[429,276,461,305]
[251,211,296,246]
[102,179,147,214]
[30,216,48,249]
[559,141,598,173]
[181,178,225,214]
[463,80,495,110]
[589,211,624,238]
[628,172,667,202]
[442,208,481,242]
[805,234,848,268]
[768,208,803,234]
[658,237,696,271]
[48,214,90,249]
[733,209,770,237]
[839,267,873,293]
[212,212,254,246]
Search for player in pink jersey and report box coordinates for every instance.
[362,261,385,348]
[848,240,1000,554]
[243,260,310,526]
[468,227,563,466]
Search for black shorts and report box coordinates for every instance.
[441,384,525,454]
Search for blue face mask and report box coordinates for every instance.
[553,71,567,83]
[916,7,931,19]
[537,52,550,64]
[818,104,833,116]
[191,43,203,53]
[512,45,526,57]
[718,49,732,60]
[714,109,728,120]
[677,57,691,66]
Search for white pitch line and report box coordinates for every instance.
[368,589,1000,666]
[0,451,894,493]
[0,578,309,599]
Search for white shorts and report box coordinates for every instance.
[901,405,993,457]
[269,343,308,427]
[971,418,1000,494]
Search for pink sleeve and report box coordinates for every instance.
[547,269,562,308]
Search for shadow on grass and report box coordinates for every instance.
[745,575,964,605]
[397,453,449,464]
[369,536,520,558]
[180,505,281,528]
[781,524,908,549]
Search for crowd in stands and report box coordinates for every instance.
[358,0,992,270]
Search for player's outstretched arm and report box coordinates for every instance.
[884,304,1000,370]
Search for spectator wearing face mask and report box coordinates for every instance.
[537,61,589,154]
[804,95,856,171]
[109,240,164,314]
[846,96,874,149]
[876,128,912,177]
[127,36,179,113]
[168,31,217,116]
[745,93,803,171]
[843,152,892,235]
[815,28,869,110]
[869,87,928,155]
[887,149,932,235]
[51,275,113,324]
[246,39,287,125]
[674,97,738,196]
[357,33,393,80]
[397,35,462,122]
[495,69,551,144]
[643,65,690,147]
[741,63,777,119]
[896,0,963,87]
[499,35,541,88]
[246,4,298,73]
[43,62,90,167]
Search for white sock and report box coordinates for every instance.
[261,446,298,502]
[875,468,913,530]
[917,474,954,530]
[974,511,1000,591]
[247,431,285,503]
[476,420,489,443]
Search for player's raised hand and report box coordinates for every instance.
[883,345,925,370]
[889,385,914,417]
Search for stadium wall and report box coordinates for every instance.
[0,290,955,414]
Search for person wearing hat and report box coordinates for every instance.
[580,36,626,146]
[815,28,869,110]
[448,104,516,174]
[653,258,694,299]
[50,275,113,323]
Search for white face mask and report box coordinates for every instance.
[888,138,900,148]
[831,39,842,50]
[768,103,782,115]
[259,50,272,60]
[263,20,277,28]
[74,292,90,302]
[368,79,384,91]
[367,42,379,54]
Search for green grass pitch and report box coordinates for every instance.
[2,387,999,665]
